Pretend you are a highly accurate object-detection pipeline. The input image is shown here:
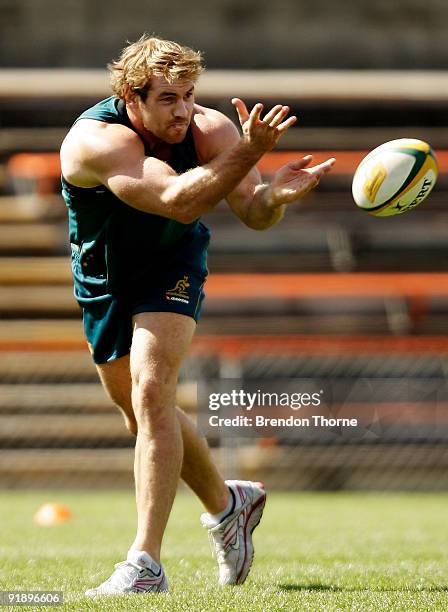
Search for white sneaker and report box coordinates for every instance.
[201,480,266,586]
[85,552,168,597]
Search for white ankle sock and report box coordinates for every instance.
[206,487,236,526]
[127,550,161,575]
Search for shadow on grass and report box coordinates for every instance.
[278,584,448,593]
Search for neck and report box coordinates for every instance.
[125,103,172,158]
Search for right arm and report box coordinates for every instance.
[60,102,295,224]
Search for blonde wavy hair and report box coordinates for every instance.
[108,35,204,100]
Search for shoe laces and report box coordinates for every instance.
[103,560,142,589]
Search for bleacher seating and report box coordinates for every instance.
[1,70,448,488]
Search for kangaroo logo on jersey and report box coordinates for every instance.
[166,275,190,304]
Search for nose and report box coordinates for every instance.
[173,98,188,119]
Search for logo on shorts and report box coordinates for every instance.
[166,275,190,304]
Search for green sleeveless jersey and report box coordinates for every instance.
[61,96,208,293]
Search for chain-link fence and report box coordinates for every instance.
[1,344,448,490]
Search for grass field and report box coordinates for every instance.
[1,490,448,611]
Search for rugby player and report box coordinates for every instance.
[60,34,335,596]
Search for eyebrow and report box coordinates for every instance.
[157,87,194,98]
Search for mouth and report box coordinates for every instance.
[169,122,188,130]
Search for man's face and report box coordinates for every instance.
[136,75,195,144]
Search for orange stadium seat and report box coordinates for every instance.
[5,150,448,192]
[258,150,448,176]
[6,152,61,195]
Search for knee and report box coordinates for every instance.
[134,375,171,406]
[132,376,176,434]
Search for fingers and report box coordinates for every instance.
[273,156,336,206]
[307,158,336,191]
[263,105,291,127]
[277,115,297,133]
[319,157,337,171]
[288,156,336,174]
[232,98,297,133]
[264,105,297,132]
[261,104,282,124]
[310,157,337,176]
[248,103,263,130]
[287,155,313,170]
[231,98,250,126]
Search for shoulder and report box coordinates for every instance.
[62,119,143,160]
[192,105,240,162]
[60,120,145,187]
[192,104,236,132]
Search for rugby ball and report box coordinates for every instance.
[352,138,438,216]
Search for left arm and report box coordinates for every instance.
[197,100,335,230]
[201,112,286,230]
[227,160,285,231]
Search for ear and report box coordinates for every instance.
[122,85,138,104]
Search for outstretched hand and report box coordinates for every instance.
[270,155,336,206]
[232,98,297,153]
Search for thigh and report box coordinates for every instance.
[130,312,196,387]
[96,354,132,409]
[95,354,136,433]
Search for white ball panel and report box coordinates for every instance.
[352,151,416,209]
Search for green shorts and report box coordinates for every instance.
[72,223,210,364]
